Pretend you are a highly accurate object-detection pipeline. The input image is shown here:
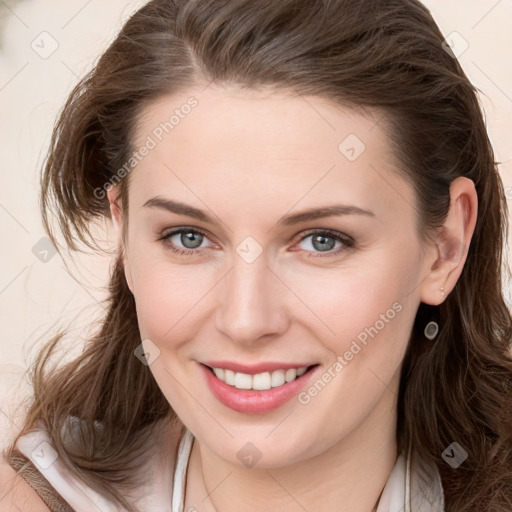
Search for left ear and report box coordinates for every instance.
[419,176,478,306]
[107,185,123,237]
[106,184,135,294]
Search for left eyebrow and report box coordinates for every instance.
[142,196,375,226]
[278,204,375,226]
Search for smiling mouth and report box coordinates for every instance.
[202,364,319,391]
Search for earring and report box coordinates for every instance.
[424,320,439,340]
[440,287,445,297]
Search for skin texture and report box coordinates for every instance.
[0,457,50,512]
[107,85,477,512]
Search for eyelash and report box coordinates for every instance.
[158,227,355,258]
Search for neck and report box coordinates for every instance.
[185,382,399,512]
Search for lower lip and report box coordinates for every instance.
[200,363,318,414]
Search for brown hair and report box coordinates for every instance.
[5,0,512,510]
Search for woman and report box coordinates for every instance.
[2,0,512,511]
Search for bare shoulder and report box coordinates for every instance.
[0,454,50,512]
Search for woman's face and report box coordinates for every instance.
[118,86,435,467]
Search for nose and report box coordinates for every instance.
[215,254,289,346]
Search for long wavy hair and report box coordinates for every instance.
[4,0,512,511]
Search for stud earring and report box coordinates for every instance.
[440,287,445,297]
[424,320,439,340]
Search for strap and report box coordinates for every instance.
[171,428,195,512]
[15,428,119,512]
[7,449,74,512]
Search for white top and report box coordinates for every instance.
[15,424,445,512]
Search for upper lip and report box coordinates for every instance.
[201,360,317,374]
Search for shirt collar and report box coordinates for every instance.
[376,445,445,512]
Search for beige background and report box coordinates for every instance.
[1,1,511,447]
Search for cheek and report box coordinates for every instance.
[127,249,217,343]
[285,246,421,358]
[292,254,420,437]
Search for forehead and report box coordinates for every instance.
[134,85,383,163]
[127,86,415,227]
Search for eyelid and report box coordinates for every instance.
[293,228,353,244]
[158,227,354,257]
[159,226,212,241]
[158,226,216,250]
[290,228,354,257]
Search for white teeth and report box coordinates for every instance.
[235,372,252,389]
[285,369,297,382]
[253,372,272,390]
[271,370,285,387]
[224,369,236,386]
[210,365,310,390]
[213,368,225,380]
